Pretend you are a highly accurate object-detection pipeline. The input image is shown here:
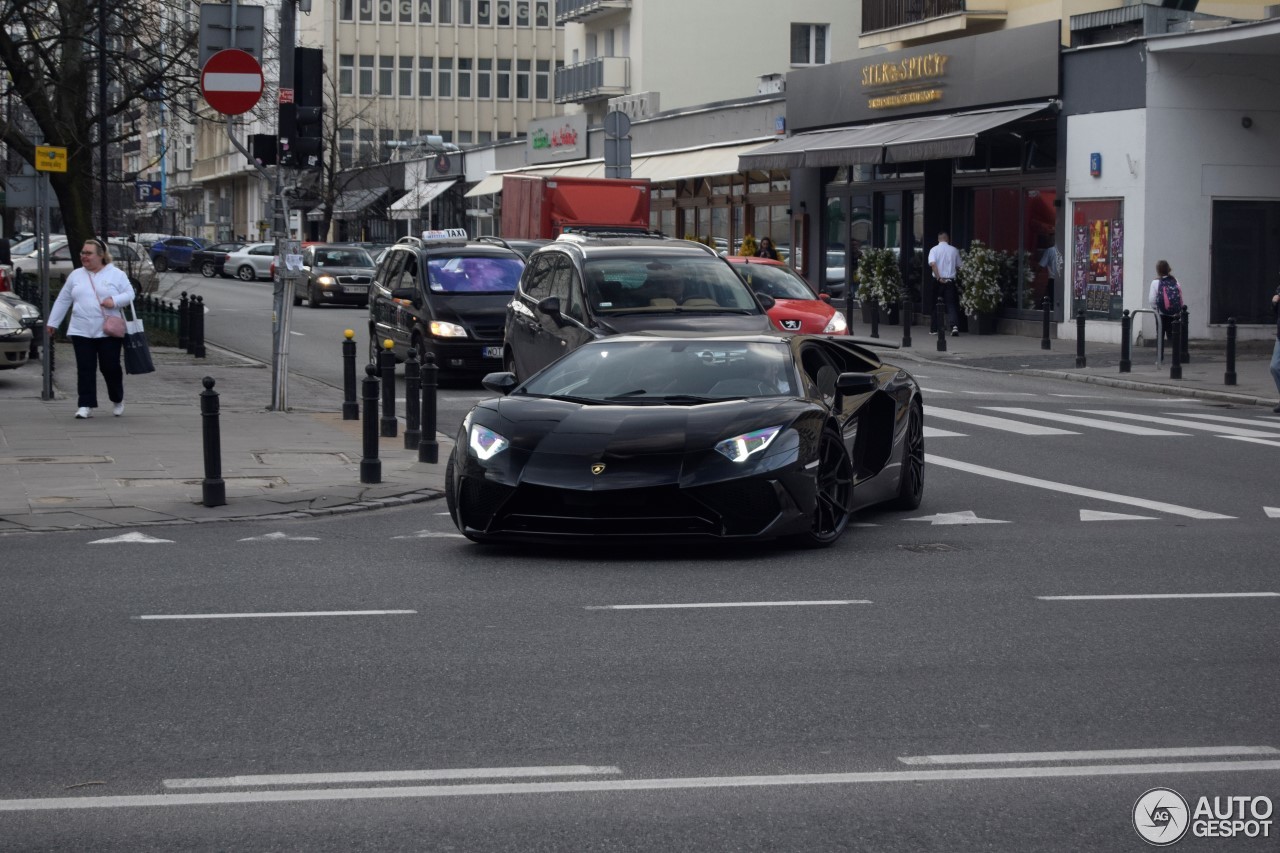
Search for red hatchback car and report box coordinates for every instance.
[726,256,848,335]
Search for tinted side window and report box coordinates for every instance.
[550,258,584,322]
[378,250,405,289]
[524,254,555,299]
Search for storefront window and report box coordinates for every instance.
[970,187,1022,310]
[1072,199,1124,317]
[1024,188,1058,311]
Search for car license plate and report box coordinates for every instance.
[342,285,365,294]
[483,346,503,359]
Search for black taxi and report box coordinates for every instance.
[368,230,526,378]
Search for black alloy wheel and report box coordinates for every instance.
[795,426,853,548]
[200,261,216,277]
[886,402,925,510]
[307,283,321,308]
[153,255,168,272]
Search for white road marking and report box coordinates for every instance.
[392,530,466,539]
[89,532,174,544]
[926,455,1235,520]
[982,407,1188,436]
[1080,510,1157,522]
[849,522,880,528]
[1048,394,1127,399]
[959,391,1038,396]
[584,600,871,611]
[164,765,622,789]
[289,331,305,337]
[238,532,320,541]
[917,386,953,394]
[1161,412,1280,429]
[135,610,417,620]
[1267,507,1280,518]
[5,760,1280,811]
[926,407,1077,435]
[923,426,967,438]
[899,746,1279,765]
[1039,593,1279,601]
[1222,435,1280,448]
[1077,410,1280,438]
[904,510,1009,526]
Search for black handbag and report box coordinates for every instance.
[122,303,155,375]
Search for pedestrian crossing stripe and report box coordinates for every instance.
[982,407,1187,436]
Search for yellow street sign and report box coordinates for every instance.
[35,146,68,173]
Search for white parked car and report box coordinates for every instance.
[0,291,40,370]
[222,242,278,281]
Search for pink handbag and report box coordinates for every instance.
[88,271,126,337]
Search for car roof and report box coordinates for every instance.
[389,239,523,260]
[532,237,721,261]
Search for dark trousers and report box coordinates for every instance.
[70,335,124,409]
[934,279,961,331]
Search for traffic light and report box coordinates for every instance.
[249,133,277,166]
[280,47,324,170]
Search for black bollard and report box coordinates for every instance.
[403,348,421,451]
[341,330,359,420]
[418,352,439,464]
[870,301,880,339]
[179,292,190,352]
[1041,296,1052,350]
[1169,315,1182,380]
[193,295,206,358]
[934,298,947,353]
[1179,305,1191,364]
[200,377,226,507]
[1119,310,1132,373]
[1224,317,1237,386]
[361,363,382,484]
[1075,309,1087,368]
[900,296,912,348]
[379,340,397,438]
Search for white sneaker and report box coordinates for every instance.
[112,402,125,417]
[75,407,92,419]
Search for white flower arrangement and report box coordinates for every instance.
[958,240,1003,315]
[854,247,903,310]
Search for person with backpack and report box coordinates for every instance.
[1147,259,1183,356]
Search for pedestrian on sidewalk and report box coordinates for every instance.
[755,237,780,261]
[1147,260,1183,358]
[1270,279,1280,413]
[45,238,135,419]
[928,231,962,336]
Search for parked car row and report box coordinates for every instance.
[11,237,159,295]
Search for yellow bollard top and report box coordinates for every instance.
[383,339,394,350]
[344,329,355,339]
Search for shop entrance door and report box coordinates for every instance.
[1211,200,1280,325]
[875,189,924,314]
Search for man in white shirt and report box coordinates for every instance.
[928,231,962,336]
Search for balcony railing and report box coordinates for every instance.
[863,0,966,34]
[555,56,630,104]
[555,0,630,25]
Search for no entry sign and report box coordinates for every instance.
[201,49,264,116]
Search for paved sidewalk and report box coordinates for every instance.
[0,344,450,535]
[0,330,1276,534]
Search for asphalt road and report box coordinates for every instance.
[3,289,1277,850]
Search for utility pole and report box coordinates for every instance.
[270,0,299,411]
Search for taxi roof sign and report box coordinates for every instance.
[421,228,469,246]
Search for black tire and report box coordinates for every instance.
[445,454,459,524]
[885,402,925,511]
[307,284,321,308]
[200,261,216,278]
[504,352,518,382]
[153,255,168,272]
[292,286,302,307]
[410,330,426,363]
[793,426,853,548]
[237,265,256,282]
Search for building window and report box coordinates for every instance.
[400,0,414,23]
[438,0,451,24]
[379,56,394,96]
[419,56,433,97]
[340,0,354,21]
[516,0,529,26]
[457,58,472,98]
[535,0,548,26]
[459,0,471,24]
[497,58,511,99]
[379,0,392,23]
[418,0,431,23]
[358,55,374,96]
[399,56,414,97]
[497,0,510,25]
[478,130,492,143]
[477,0,490,25]
[516,59,530,100]
[790,23,829,65]
[477,58,492,98]
[458,130,473,144]
[339,54,354,95]
[339,128,354,168]
[359,128,375,162]
[359,0,373,22]
[379,129,393,159]
[439,57,453,98]
[535,59,549,100]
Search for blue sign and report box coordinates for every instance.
[1089,153,1101,177]
[135,181,162,203]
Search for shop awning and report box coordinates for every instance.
[465,173,506,198]
[388,180,457,220]
[631,141,775,183]
[307,187,387,220]
[738,103,1050,170]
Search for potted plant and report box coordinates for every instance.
[958,240,1003,333]
[738,234,758,257]
[854,247,903,324]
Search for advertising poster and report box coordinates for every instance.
[1072,200,1124,315]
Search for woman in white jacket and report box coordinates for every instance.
[45,238,135,418]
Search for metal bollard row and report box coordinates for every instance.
[343,335,442,482]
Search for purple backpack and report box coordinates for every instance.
[1157,276,1182,316]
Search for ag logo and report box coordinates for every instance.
[591,463,605,475]
[1134,787,1190,846]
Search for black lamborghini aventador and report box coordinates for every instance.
[445,332,925,547]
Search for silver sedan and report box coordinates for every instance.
[223,243,278,282]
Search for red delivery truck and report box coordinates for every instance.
[501,175,651,239]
